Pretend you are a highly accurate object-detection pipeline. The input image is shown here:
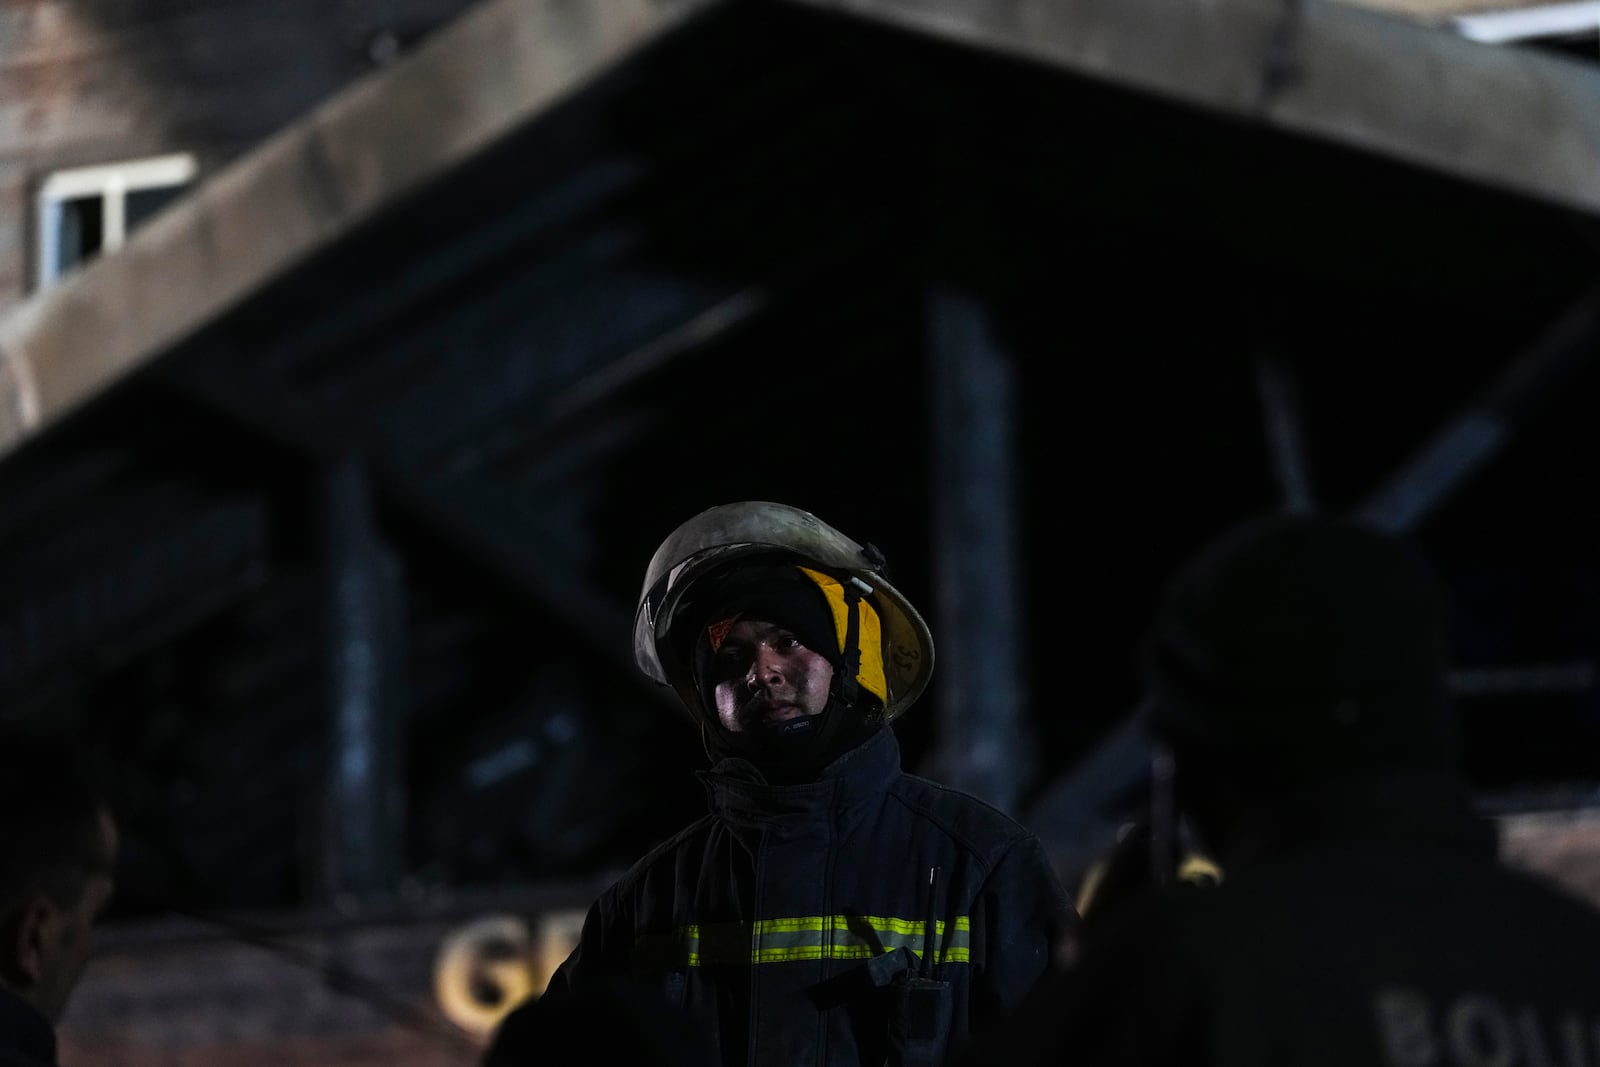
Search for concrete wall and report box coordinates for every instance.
[55,884,600,1066]
[0,0,480,315]
[1500,807,1600,907]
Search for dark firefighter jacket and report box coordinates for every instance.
[518,726,1077,1067]
[0,990,56,1067]
[961,770,1600,1066]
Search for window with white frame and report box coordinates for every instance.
[1452,1,1600,59]
[36,152,198,287]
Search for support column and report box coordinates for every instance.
[1254,351,1317,514]
[314,456,405,906]
[925,285,1026,814]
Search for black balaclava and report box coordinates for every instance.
[681,562,883,783]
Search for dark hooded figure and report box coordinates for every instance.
[959,512,1600,1066]
[484,501,1076,1067]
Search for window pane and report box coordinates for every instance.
[126,184,187,230]
[55,194,104,276]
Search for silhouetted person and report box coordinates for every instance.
[964,512,1600,1065]
[0,731,118,1067]
[487,501,1075,1067]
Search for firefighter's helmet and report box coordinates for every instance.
[634,501,935,724]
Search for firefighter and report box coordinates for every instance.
[962,511,1600,1065]
[485,501,1076,1067]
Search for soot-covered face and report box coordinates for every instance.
[707,618,835,735]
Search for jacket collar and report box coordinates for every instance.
[0,988,56,1066]
[698,725,900,831]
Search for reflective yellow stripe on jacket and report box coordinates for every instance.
[636,915,972,967]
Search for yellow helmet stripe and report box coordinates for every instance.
[797,566,889,704]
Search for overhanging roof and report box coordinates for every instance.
[1,0,1598,466]
[795,0,1600,210]
[0,0,714,456]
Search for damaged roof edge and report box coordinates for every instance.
[794,0,1600,214]
[0,0,718,461]
[3,0,1598,465]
